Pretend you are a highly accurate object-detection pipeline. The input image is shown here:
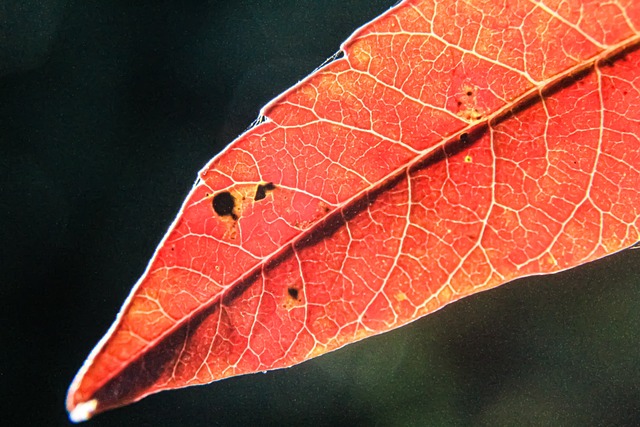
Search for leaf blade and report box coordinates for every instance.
[67,0,640,420]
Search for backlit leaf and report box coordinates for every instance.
[67,0,640,421]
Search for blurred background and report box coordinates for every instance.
[1,0,639,425]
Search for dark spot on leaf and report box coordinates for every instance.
[254,187,266,201]
[466,90,473,96]
[460,133,469,144]
[287,287,299,300]
[213,191,238,220]
[254,182,276,201]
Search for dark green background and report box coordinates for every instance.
[1,1,639,425]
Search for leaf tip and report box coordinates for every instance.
[68,399,98,423]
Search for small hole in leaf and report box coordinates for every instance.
[287,287,299,300]
[213,191,237,220]
[254,182,276,201]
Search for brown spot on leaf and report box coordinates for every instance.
[254,182,276,201]
[287,287,299,300]
[213,191,238,220]
[456,84,484,122]
[318,201,331,214]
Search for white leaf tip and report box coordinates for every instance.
[68,399,98,423]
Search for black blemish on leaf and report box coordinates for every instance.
[254,182,276,201]
[287,287,299,300]
[466,90,473,96]
[213,191,238,220]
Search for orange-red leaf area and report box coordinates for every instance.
[67,0,640,421]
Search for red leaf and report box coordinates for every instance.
[67,0,640,421]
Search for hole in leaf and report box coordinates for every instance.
[213,192,238,220]
[254,182,276,201]
[287,287,299,300]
